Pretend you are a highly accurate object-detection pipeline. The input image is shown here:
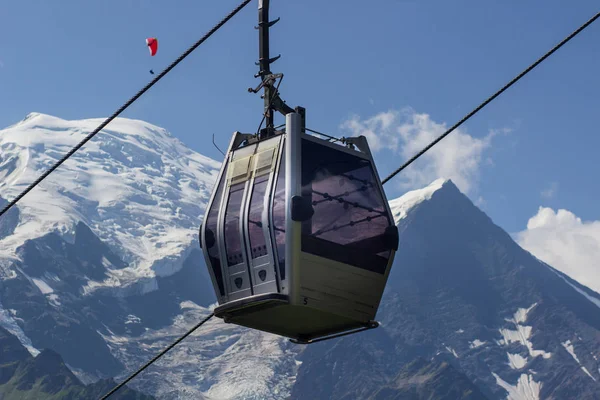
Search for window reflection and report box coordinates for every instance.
[300,139,393,274]
[248,175,269,259]
[224,182,245,266]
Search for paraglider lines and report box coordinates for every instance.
[381,11,600,186]
[146,37,158,74]
[0,0,253,219]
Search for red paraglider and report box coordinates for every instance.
[146,37,158,74]
[146,37,158,56]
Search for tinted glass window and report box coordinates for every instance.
[224,182,245,266]
[300,139,393,274]
[204,163,228,296]
[248,174,269,259]
[271,150,286,280]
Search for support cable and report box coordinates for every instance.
[0,0,253,219]
[100,312,215,400]
[381,11,600,186]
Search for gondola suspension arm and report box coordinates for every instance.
[252,0,294,139]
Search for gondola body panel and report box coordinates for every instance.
[200,112,398,342]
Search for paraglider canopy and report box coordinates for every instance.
[146,37,158,56]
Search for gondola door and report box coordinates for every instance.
[219,147,256,302]
[242,136,283,295]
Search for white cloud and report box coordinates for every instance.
[340,107,506,195]
[541,182,559,199]
[516,207,600,294]
[341,110,400,153]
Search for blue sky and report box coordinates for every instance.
[1,0,599,256]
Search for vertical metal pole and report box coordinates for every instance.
[258,0,274,132]
[285,112,302,303]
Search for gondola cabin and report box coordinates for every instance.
[200,111,399,343]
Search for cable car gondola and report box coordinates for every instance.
[199,0,398,344]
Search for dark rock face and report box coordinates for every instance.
[0,324,30,364]
[292,181,600,399]
[0,326,31,385]
[0,326,153,399]
[126,248,215,332]
[1,224,128,377]
[371,358,488,400]
[0,217,215,379]
[0,197,19,240]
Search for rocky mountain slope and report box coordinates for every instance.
[0,325,152,399]
[291,179,600,400]
[2,113,600,399]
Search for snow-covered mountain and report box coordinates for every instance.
[2,113,600,399]
[0,112,219,296]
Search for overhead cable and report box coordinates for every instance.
[100,313,215,399]
[381,11,600,186]
[0,0,253,218]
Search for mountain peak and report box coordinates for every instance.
[388,178,456,224]
[8,112,175,142]
[24,112,42,121]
